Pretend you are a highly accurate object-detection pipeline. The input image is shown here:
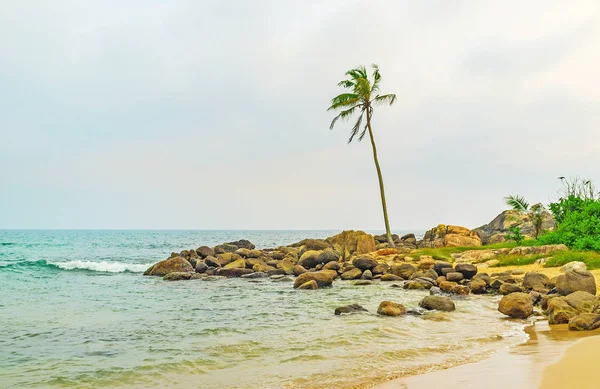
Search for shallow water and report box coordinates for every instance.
[0,230,529,388]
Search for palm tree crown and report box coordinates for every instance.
[328,65,396,143]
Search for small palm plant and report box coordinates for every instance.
[328,64,396,247]
[504,195,545,239]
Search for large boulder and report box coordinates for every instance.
[454,263,477,279]
[555,270,597,296]
[419,296,456,312]
[352,256,378,271]
[317,249,340,264]
[144,256,194,276]
[298,250,322,269]
[326,230,377,260]
[548,298,580,324]
[473,208,557,244]
[498,292,533,319]
[420,224,481,248]
[293,271,334,288]
[226,239,255,250]
[196,246,215,258]
[377,301,407,317]
[223,258,246,269]
[213,244,238,254]
[433,261,453,276]
[523,272,551,291]
[568,313,600,331]
[390,263,417,279]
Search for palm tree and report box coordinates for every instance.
[504,195,544,239]
[328,64,396,247]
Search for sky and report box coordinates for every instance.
[1,1,599,230]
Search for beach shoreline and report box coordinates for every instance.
[374,320,600,389]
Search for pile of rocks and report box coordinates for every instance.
[496,263,599,331]
[334,295,456,318]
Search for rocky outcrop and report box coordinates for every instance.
[568,313,600,331]
[547,291,598,324]
[473,208,557,245]
[419,225,481,248]
[326,230,376,260]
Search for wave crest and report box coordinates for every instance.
[1,259,152,273]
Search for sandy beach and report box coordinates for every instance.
[375,321,600,389]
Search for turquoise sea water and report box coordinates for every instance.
[0,230,529,389]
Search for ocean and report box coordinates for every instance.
[0,230,529,388]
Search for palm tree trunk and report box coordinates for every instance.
[366,108,394,247]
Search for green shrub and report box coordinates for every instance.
[505,226,524,245]
[540,197,600,251]
[543,250,600,270]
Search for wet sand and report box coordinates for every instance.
[375,320,600,389]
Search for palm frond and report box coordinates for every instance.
[355,77,371,97]
[327,93,359,111]
[372,93,397,106]
[371,64,381,93]
[504,195,530,212]
[347,111,365,143]
[337,79,355,89]
[329,105,361,130]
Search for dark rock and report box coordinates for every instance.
[352,256,378,271]
[317,249,340,264]
[568,313,600,331]
[454,263,478,279]
[298,280,318,290]
[195,261,208,273]
[227,239,255,250]
[163,272,194,281]
[361,269,373,280]
[500,283,524,295]
[215,267,253,278]
[204,256,221,268]
[214,244,238,254]
[433,261,453,277]
[523,272,551,291]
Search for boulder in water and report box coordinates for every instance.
[162,272,194,281]
[293,271,333,288]
[144,256,194,276]
[334,304,368,315]
[419,296,456,312]
[377,301,407,317]
[568,313,600,331]
[297,280,318,290]
[498,292,533,319]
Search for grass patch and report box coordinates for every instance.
[492,254,546,267]
[544,250,600,270]
[407,239,539,262]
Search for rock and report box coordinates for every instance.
[470,278,487,294]
[271,251,285,260]
[454,264,477,279]
[235,248,262,258]
[298,250,322,269]
[555,270,597,296]
[568,313,600,331]
[334,304,368,315]
[508,244,568,256]
[361,269,373,280]
[473,273,493,285]
[560,261,587,273]
[390,263,417,279]
[433,261,453,277]
[563,291,599,313]
[375,248,401,256]
[451,284,470,295]
[340,268,363,280]
[144,256,194,276]
[195,261,208,273]
[204,256,221,268]
[523,272,551,291]
[419,296,456,312]
[317,249,340,264]
[216,253,242,266]
[298,280,318,290]
[404,280,426,290]
[215,268,253,277]
[267,269,286,276]
[214,244,238,254]
[420,224,482,248]
[162,272,194,281]
[500,283,524,295]
[293,271,334,288]
[277,259,295,275]
[446,272,464,282]
[353,280,373,286]
[372,264,387,275]
[289,238,330,251]
[418,256,435,270]
[322,261,341,271]
[320,269,338,280]
[473,208,557,244]
[352,256,378,271]
[252,263,276,273]
[227,239,255,250]
[223,258,246,269]
[196,246,215,258]
[326,230,376,260]
[498,292,534,319]
[548,298,580,324]
[292,265,307,276]
[377,301,407,316]
[381,274,403,282]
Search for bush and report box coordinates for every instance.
[540,197,600,251]
[505,226,524,245]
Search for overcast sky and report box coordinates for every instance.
[1,1,599,230]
